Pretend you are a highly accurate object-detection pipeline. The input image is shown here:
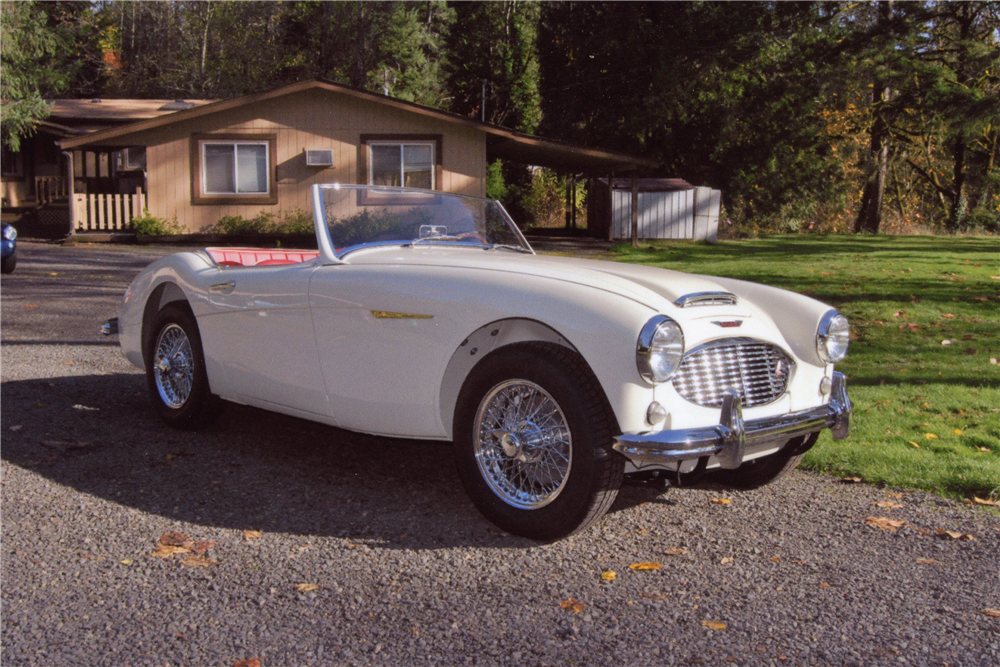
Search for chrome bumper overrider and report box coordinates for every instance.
[614,372,852,471]
[101,317,119,336]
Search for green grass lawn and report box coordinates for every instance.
[607,235,1000,501]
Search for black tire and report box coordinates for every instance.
[453,342,624,541]
[1,251,15,274]
[713,432,818,490]
[144,302,221,429]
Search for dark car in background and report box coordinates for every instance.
[1,224,17,274]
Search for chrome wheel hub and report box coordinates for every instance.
[473,380,572,509]
[153,324,194,409]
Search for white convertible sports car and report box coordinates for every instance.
[106,184,851,540]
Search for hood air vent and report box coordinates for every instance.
[673,291,738,308]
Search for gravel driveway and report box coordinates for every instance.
[2,241,998,667]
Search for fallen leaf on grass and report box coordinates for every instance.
[559,597,586,613]
[600,570,616,582]
[664,548,689,556]
[842,477,863,484]
[243,530,263,540]
[952,429,963,435]
[941,313,956,319]
[701,621,727,630]
[924,433,939,440]
[972,497,997,506]
[710,498,732,505]
[908,441,921,448]
[876,501,905,508]
[916,558,942,565]
[978,447,991,453]
[866,517,907,531]
[295,583,320,592]
[234,659,262,667]
[941,340,952,346]
[892,310,905,318]
[180,554,218,568]
[983,609,1000,618]
[629,562,661,571]
[936,529,975,541]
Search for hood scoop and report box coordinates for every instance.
[674,291,739,308]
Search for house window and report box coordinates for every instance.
[191,134,276,205]
[369,142,434,189]
[116,147,146,171]
[203,141,269,194]
[1,143,24,178]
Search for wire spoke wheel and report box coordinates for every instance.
[473,379,572,509]
[153,323,194,409]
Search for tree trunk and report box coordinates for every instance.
[946,7,973,232]
[854,1,893,234]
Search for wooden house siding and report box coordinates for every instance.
[134,88,485,232]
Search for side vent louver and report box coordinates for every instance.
[673,291,738,308]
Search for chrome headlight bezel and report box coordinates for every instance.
[636,315,685,384]
[816,310,849,363]
[2,225,16,241]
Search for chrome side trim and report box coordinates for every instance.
[101,317,119,336]
[673,291,738,308]
[614,372,852,471]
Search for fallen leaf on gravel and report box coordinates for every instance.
[819,583,830,588]
[720,557,734,565]
[771,557,780,562]
[701,621,727,630]
[885,492,904,499]
[120,559,133,565]
[664,548,688,556]
[192,541,216,554]
[973,497,997,506]
[180,554,218,568]
[710,498,732,505]
[936,529,975,541]
[600,570,616,581]
[151,544,190,558]
[559,597,585,613]
[9,425,22,431]
[876,501,905,508]
[295,583,320,592]
[908,441,921,448]
[23,304,39,308]
[983,609,1000,618]
[916,558,942,565]
[842,477,863,484]
[234,659,261,667]
[243,530,263,540]
[159,531,191,547]
[629,562,661,571]
[865,517,907,531]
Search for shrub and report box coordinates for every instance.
[278,209,314,235]
[210,212,276,235]
[130,210,182,235]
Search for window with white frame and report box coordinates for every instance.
[201,141,269,195]
[368,142,434,189]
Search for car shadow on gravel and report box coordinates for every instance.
[2,373,672,550]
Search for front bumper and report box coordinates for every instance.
[614,371,852,471]
[1,240,14,258]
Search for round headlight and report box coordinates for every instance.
[636,315,685,383]
[3,226,16,241]
[817,310,849,363]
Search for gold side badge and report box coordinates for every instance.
[371,310,434,320]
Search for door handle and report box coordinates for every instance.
[210,281,236,294]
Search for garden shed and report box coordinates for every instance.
[587,178,723,242]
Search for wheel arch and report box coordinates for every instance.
[140,281,192,366]
[439,318,611,440]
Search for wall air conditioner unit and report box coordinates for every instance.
[305,149,334,166]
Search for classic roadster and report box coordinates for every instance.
[106,185,851,539]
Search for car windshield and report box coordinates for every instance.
[316,185,532,258]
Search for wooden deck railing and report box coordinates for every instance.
[73,192,147,232]
[34,176,69,205]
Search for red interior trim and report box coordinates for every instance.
[206,247,320,267]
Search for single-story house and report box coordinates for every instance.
[45,79,657,235]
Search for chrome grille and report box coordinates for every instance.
[672,338,792,408]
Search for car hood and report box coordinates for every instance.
[344,246,728,312]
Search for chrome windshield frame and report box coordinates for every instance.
[310,183,534,263]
